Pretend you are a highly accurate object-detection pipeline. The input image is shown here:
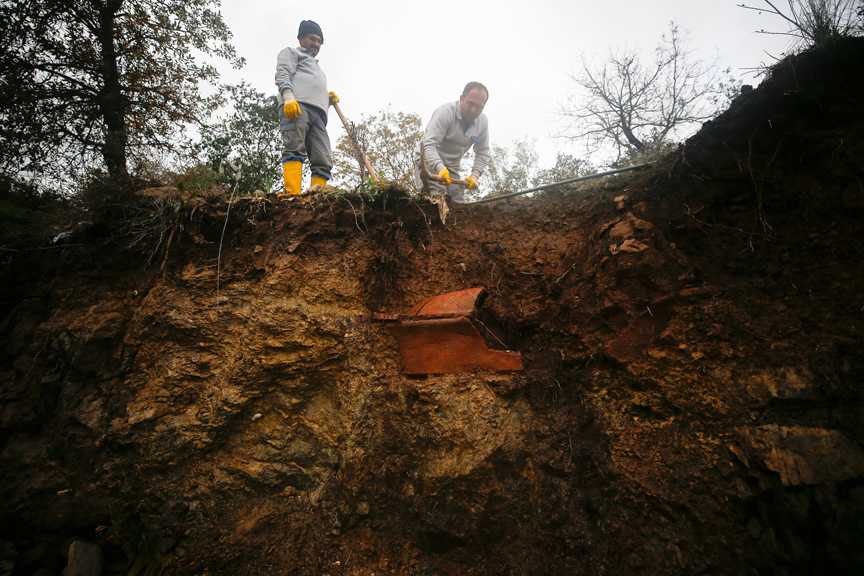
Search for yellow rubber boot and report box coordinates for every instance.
[310,175,328,190]
[279,161,302,196]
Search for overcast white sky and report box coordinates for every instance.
[215,0,792,167]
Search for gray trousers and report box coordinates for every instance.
[280,103,333,179]
[413,160,466,203]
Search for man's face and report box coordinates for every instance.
[460,88,488,124]
[298,33,322,57]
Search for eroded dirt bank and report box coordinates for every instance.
[2,39,864,576]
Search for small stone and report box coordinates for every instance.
[252,413,262,421]
[61,541,103,576]
[617,239,650,253]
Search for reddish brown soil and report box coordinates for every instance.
[1,38,864,576]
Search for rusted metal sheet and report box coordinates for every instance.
[407,286,485,317]
[375,287,523,375]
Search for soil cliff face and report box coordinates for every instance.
[2,39,864,576]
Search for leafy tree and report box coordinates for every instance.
[199,83,281,193]
[483,139,540,196]
[558,22,734,164]
[738,1,863,47]
[535,152,594,185]
[332,107,422,188]
[0,0,243,180]
[479,140,593,200]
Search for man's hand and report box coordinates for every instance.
[328,91,340,105]
[283,92,302,120]
[284,101,302,119]
[466,173,479,190]
[438,168,452,185]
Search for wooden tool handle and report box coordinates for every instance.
[332,101,379,182]
[427,173,469,187]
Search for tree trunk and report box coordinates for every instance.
[96,0,128,178]
[619,120,644,151]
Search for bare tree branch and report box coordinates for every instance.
[557,22,734,165]
[738,1,863,47]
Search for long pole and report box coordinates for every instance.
[468,163,653,204]
[331,102,379,183]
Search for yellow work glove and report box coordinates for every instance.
[282,92,302,120]
[328,91,340,105]
[466,173,479,190]
[438,168,452,185]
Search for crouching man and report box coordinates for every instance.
[414,82,490,203]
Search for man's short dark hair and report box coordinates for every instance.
[462,82,489,100]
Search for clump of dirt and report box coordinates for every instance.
[1,38,863,576]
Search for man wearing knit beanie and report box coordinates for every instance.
[275,20,339,195]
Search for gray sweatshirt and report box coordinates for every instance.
[417,101,490,176]
[275,46,328,112]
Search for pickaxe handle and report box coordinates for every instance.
[426,173,469,187]
[332,101,379,182]
[418,146,468,192]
